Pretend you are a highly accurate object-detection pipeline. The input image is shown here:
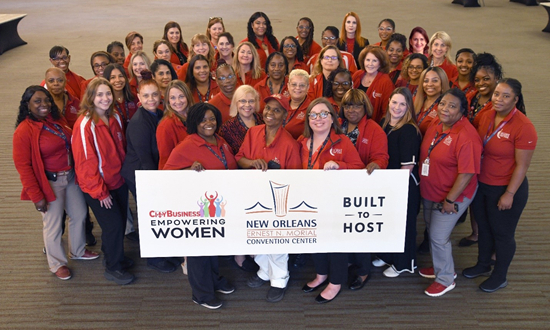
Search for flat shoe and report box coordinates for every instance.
[315,290,340,303]
[302,279,328,293]
[459,237,478,247]
[349,274,371,290]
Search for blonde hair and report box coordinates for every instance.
[229,85,259,117]
[413,66,449,115]
[79,77,115,120]
[232,41,263,80]
[429,31,453,65]
[128,51,152,81]
[288,69,310,86]
[162,80,195,122]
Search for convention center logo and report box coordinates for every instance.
[245,181,317,217]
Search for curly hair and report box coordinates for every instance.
[16,86,61,128]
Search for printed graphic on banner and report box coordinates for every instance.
[137,169,409,257]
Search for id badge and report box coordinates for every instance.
[421,158,430,177]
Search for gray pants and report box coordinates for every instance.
[42,170,87,273]
[422,188,476,286]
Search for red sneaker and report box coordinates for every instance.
[419,267,457,279]
[55,266,72,280]
[72,249,100,260]
[425,281,455,297]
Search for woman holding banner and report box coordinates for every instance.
[298,97,364,303]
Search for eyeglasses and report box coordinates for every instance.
[322,36,337,41]
[289,83,307,89]
[217,74,235,81]
[378,27,393,32]
[308,111,330,120]
[331,81,351,88]
[344,104,363,110]
[297,25,311,30]
[323,55,338,61]
[51,55,68,62]
[408,65,424,71]
[209,17,223,22]
[93,62,109,69]
[238,99,255,105]
[283,44,297,49]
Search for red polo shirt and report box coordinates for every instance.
[163,134,237,170]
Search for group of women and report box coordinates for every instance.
[13,11,537,309]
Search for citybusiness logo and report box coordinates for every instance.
[245,181,317,217]
[198,191,227,217]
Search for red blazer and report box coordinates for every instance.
[352,71,395,123]
[13,116,71,203]
[72,113,126,200]
[297,129,365,169]
[156,114,188,170]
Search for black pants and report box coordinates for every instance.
[379,175,421,271]
[471,178,529,281]
[187,256,229,303]
[84,184,128,271]
[312,253,348,285]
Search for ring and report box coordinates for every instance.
[449,212,452,215]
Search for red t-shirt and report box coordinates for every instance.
[476,108,537,186]
[208,92,232,124]
[254,76,290,110]
[416,100,440,136]
[235,124,301,169]
[419,117,482,202]
[284,96,310,140]
[39,120,72,173]
[156,114,188,170]
[163,134,237,170]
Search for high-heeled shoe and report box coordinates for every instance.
[302,279,328,293]
[315,290,341,303]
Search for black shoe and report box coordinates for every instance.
[247,274,267,288]
[125,231,140,242]
[293,254,307,268]
[266,286,286,302]
[216,283,235,294]
[349,274,371,290]
[147,259,177,273]
[458,237,478,247]
[302,279,328,293]
[315,290,340,304]
[104,269,135,285]
[417,239,430,254]
[193,297,223,309]
[86,232,97,246]
[239,256,259,272]
[462,264,491,279]
[166,257,183,267]
[479,277,508,293]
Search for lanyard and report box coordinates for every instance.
[115,101,130,123]
[469,94,490,122]
[42,122,70,152]
[268,79,283,95]
[417,99,439,126]
[205,142,228,169]
[483,109,516,147]
[283,97,306,127]
[307,133,330,169]
[427,130,448,159]
[197,80,211,103]
[237,113,256,130]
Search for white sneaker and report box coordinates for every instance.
[372,258,387,267]
[383,265,417,278]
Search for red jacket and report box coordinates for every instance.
[72,113,126,200]
[298,129,365,169]
[307,73,325,101]
[343,116,389,169]
[241,36,279,69]
[13,116,71,203]
[352,71,394,123]
[254,76,289,110]
[156,114,188,170]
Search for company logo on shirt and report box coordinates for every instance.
[297,111,305,120]
[117,132,123,141]
[497,130,510,139]
[70,106,77,114]
[372,91,383,98]
[361,138,369,145]
[429,110,437,118]
[443,135,453,146]
[329,147,343,155]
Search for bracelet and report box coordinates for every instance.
[445,198,454,204]
[506,190,515,195]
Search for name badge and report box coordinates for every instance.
[421,158,430,177]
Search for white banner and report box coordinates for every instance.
[136,169,409,257]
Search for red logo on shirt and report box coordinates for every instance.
[497,130,510,139]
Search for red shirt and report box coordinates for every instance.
[451,77,476,96]
[235,125,301,169]
[352,71,395,123]
[242,36,279,69]
[63,93,80,129]
[284,96,310,139]
[254,76,289,110]
[156,114,188,170]
[79,77,95,100]
[307,73,325,100]
[297,130,365,169]
[191,81,219,104]
[13,115,71,203]
[40,69,85,100]
[416,100,440,135]
[476,108,537,186]
[466,90,493,130]
[163,134,237,170]
[296,38,322,63]
[342,116,389,169]
[40,120,72,173]
[419,117,482,202]
[113,98,139,130]
[208,92,232,124]
[123,53,132,71]
[72,113,126,200]
[236,70,267,88]
[432,58,457,83]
